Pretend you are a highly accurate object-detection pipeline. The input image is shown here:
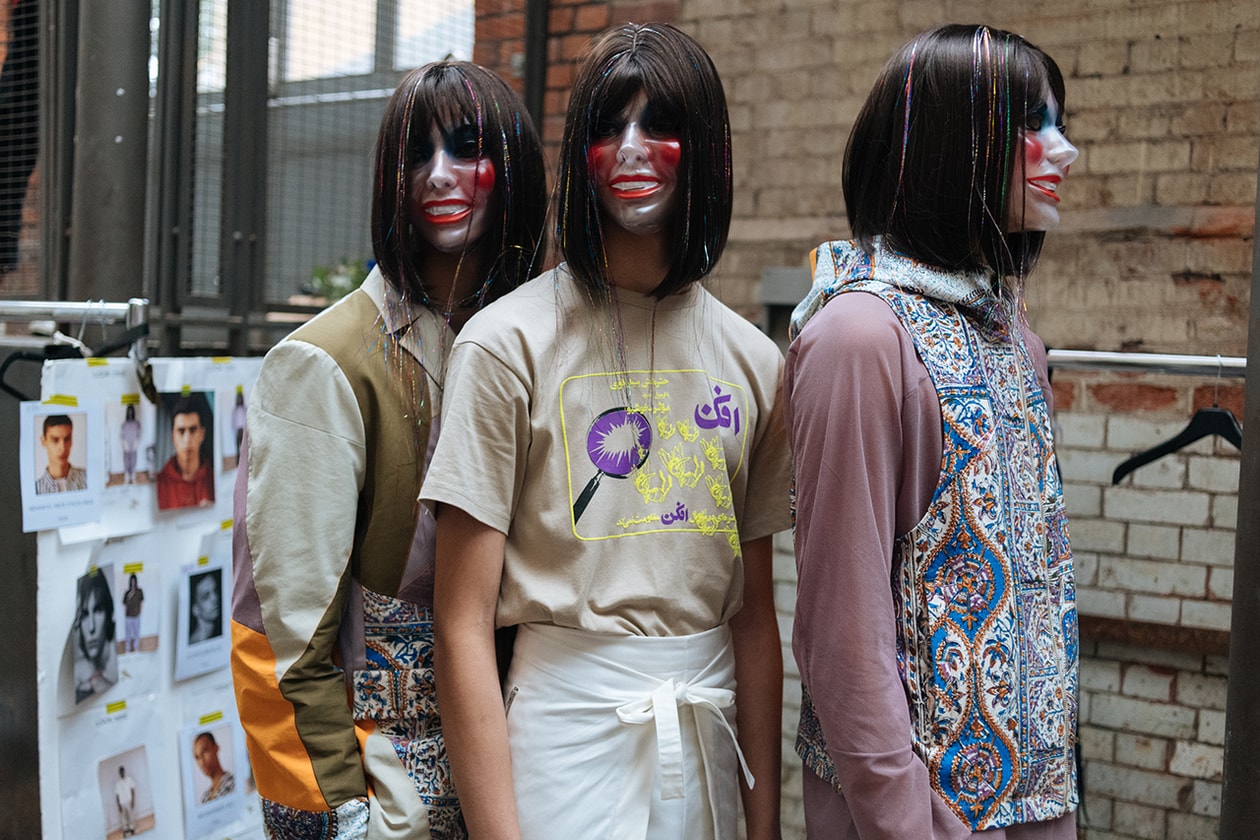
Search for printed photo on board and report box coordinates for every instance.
[97,745,156,839]
[188,568,223,646]
[19,401,105,532]
[220,384,249,472]
[35,411,88,494]
[155,391,216,511]
[179,718,247,839]
[174,549,231,682]
[72,564,118,704]
[106,396,156,488]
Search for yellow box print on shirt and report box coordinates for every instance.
[560,369,749,552]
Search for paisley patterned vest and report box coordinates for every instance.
[793,240,1079,830]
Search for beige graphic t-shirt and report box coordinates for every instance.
[421,267,792,636]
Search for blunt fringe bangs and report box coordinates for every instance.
[843,24,1066,286]
[371,61,547,307]
[558,23,732,300]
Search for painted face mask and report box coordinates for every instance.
[408,122,497,253]
[588,90,682,236]
[1006,93,1079,233]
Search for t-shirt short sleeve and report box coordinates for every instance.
[421,338,530,535]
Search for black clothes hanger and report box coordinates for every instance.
[1111,407,1242,484]
[1111,358,1243,484]
[0,345,81,401]
[0,322,152,402]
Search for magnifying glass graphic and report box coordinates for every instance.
[572,407,653,525]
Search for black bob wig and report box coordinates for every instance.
[557,22,732,300]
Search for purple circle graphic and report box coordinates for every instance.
[585,408,652,476]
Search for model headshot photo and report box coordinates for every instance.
[72,564,118,704]
[20,401,105,532]
[35,412,87,494]
[188,568,223,646]
[175,557,231,681]
[192,728,237,804]
[155,391,215,511]
[177,718,246,838]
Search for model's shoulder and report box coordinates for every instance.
[794,290,909,356]
[254,321,357,405]
[285,286,379,347]
[693,286,777,342]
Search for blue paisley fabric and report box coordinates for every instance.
[261,797,369,840]
[352,589,465,839]
[793,239,1078,831]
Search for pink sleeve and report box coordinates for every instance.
[785,292,970,840]
[1019,318,1055,416]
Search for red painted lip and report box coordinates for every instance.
[423,200,473,224]
[610,175,661,200]
[1027,176,1062,203]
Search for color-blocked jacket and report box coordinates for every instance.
[231,268,464,839]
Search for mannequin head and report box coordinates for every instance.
[558,22,732,299]
[587,88,682,238]
[844,24,1076,287]
[372,61,547,309]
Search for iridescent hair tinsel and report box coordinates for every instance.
[843,24,1067,297]
[370,61,547,311]
[367,61,546,446]
[556,22,733,302]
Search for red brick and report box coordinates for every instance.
[1052,378,1078,412]
[472,41,493,66]
[548,7,575,31]
[1191,384,1245,417]
[475,0,522,16]
[473,40,514,68]
[575,3,613,32]
[546,61,576,89]
[544,89,569,117]
[542,124,566,150]
[499,71,527,97]
[556,32,594,61]
[479,12,525,41]
[609,1,680,25]
[1089,383,1180,412]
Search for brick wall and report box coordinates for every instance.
[1055,372,1240,838]
[1078,644,1227,840]
[679,0,1258,352]
[473,0,530,96]
[1059,375,1242,636]
[475,0,682,165]
[670,2,1255,838]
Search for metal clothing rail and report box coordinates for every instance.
[0,298,150,361]
[1047,348,1247,378]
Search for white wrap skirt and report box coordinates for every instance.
[505,622,752,840]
